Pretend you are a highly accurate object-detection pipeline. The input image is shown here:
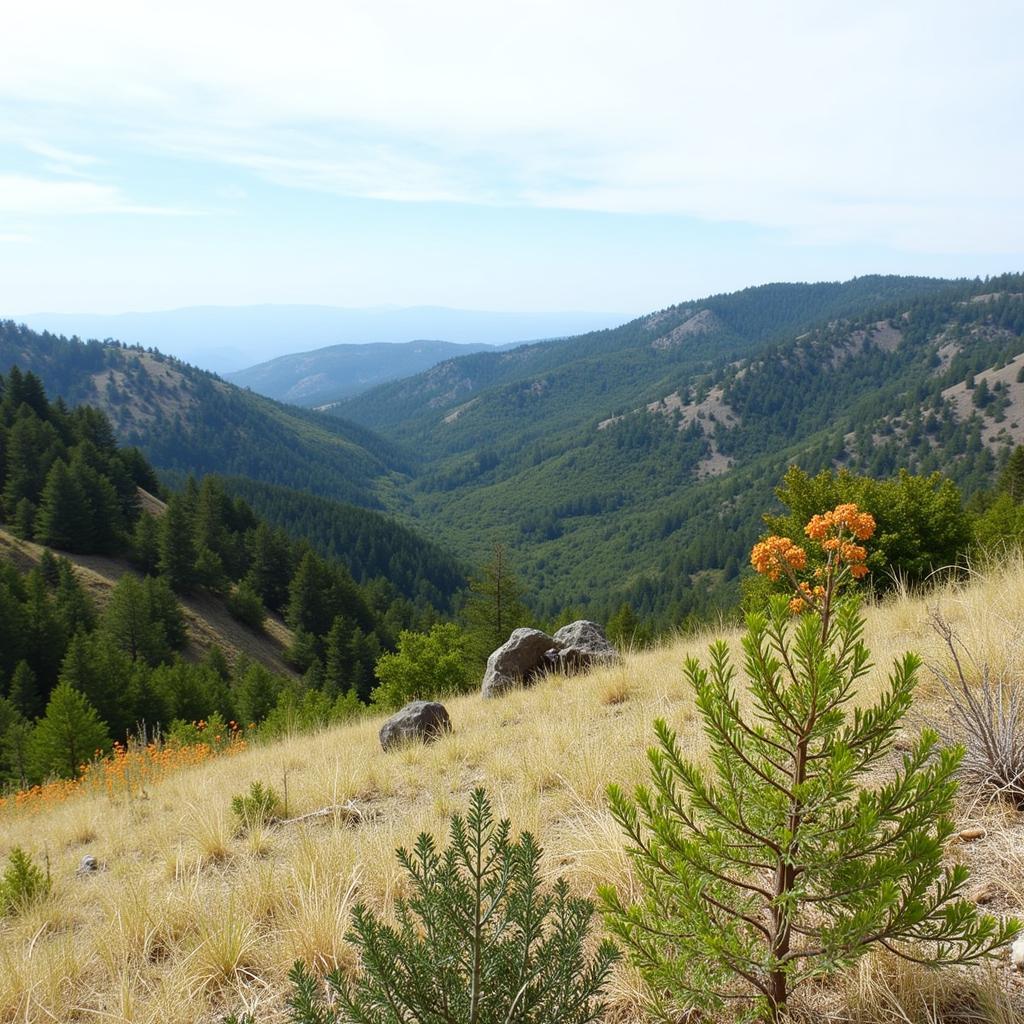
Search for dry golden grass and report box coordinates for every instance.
[2,559,1024,1022]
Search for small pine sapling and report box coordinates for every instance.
[260,788,619,1024]
[0,847,51,916]
[602,503,1019,1023]
[230,780,282,833]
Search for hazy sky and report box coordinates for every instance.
[2,0,1022,316]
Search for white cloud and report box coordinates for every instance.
[0,175,181,216]
[1,0,1022,252]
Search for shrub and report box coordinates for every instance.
[227,580,266,631]
[230,780,282,833]
[233,788,619,1024]
[0,847,51,916]
[371,622,471,711]
[758,466,971,595]
[603,504,1018,1024]
[930,613,1024,807]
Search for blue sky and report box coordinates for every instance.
[2,0,1023,317]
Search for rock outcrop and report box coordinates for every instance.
[481,628,557,699]
[379,700,452,751]
[551,620,619,673]
[481,621,619,698]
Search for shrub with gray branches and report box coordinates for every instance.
[930,613,1024,807]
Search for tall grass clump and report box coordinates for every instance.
[603,504,1020,1024]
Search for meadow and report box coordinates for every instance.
[2,558,1023,1023]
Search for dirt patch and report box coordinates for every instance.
[942,350,1024,450]
[443,398,480,424]
[137,487,166,516]
[650,309,724,350]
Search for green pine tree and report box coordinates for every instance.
[603,506,1019,1024]
[35,459,89,551]
[462,543,529,664]
[159,494,198,592]
[997,444,1024,503]
[236,789,619,1024]
[31,681,111,780]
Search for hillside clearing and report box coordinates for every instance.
[2,562,1024,1022]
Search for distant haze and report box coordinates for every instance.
[13,306,629,373]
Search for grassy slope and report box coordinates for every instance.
[0,521,297,679]
[2,564,1024,1022]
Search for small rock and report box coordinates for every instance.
[958,827,986,842]
[969,881,1002,905]
[1011,936,1024,972]
[379,701,452,752]
[481,628,557,698]
[76,854,99,875]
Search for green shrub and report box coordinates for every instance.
[230,780,282,833]
[756,465,971,598]
[227,580,266,631]
[0,847,51,916]
[370,622,471,711]
[231,789,619,1024]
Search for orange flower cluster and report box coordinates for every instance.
[750,536,807,581]
[788,582,826,614]
[752,502,876,616]
[804,503,875,542]
[0,726,247,817]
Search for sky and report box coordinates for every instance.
[2,0,1023,319]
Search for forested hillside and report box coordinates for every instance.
[336,275,1024,623]
[7,275,1024,631]
[0,321,407,509]
[0,372,464,788]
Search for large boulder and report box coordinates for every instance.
[379,700,452,751]
[551,620,619,673]
[481,628,557,699]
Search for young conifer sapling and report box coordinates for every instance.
[602,504,1019,1023]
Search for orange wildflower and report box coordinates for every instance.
[751,536,807,581]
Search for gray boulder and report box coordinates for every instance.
[551,620,619,673]
[379,700,452,751]
[481,628,557,698]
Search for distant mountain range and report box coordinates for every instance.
[14,305,629,374]
[226,339,510,406]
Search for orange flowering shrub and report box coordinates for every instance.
[751,502,875,616]
[0,721,247,817]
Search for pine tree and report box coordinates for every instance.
[245,523,293,612]
[132,512,161,574]
[35,459,89,551]
[603,504,1019,1023]
[21,569,66,698]
[31,681,110,780]
[53,559,97,637]
[323,615,355,697]
[58,632,135,740]
[286,551,332,637]
[159,494,198,592]
[462,544,529,663]
[238,789,619,1024]
[7,661,41,721]
[997,444,1024,503]
[0,582,27,684]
